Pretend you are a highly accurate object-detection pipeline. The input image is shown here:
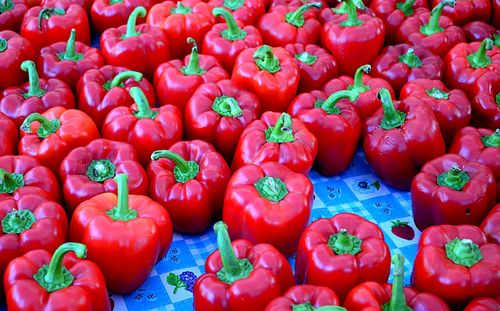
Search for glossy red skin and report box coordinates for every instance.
[399,79,471,143]
[102,103,183,167]
[0,113,17,156]
[270,0,327,9]
[0,31,35,90]
[319,6,376,25]
[208,0,266,26]
[37,42,105,90]
[444,41,500,98]
[396,10,465,57]
[412,225,500,308]
[343,282,451,311]
[148,140,231,233]
[0,155,61,203]
[323,73,395,121]
[0,0,29,32]
[4,248,111,311]
[194,239,295,311]
[184,80,261,162]
[372,44,443,93]
[70,192,173,294]
[232,111,318,174]
[146,0,214,60]
[266,285,341,310]
[493,0,500,28]
[154,54,229,111]
[465,297,500,311]
[19,107,99,175]
[321,13,385,76]
[60,139,148,214]
[288,90,361,176]
[232,46,299,113]
[91,0,154,34]
[223,163,313,256]
[461,21,499,43]
[284,43,338,93]
[295,213,391,302]
[411,154,496,231]
[76,65,157,129]
[470,71,500,130]
[364,97,446,190]
[481,204,500,244]
[20,0,90,54]
[101,24,170,80]
[430,0,491,26]
[41,0,91,12]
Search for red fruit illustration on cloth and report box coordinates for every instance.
[391,220,415,240]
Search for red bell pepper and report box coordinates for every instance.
[271,0,327,9]
[102,87,183,167]
[0,155,61,203]
[149,141,231,233]
[0,31,35,90]
[430,0,491,26]
[101,6,170,79]
[208,0,265,26]
[70,174,173,294]
[321,0,385,76]
[266,285,345,310]
[411,154,496,231]
[288,90,361,176]
[284,43,338,93]
[319,2,376,25]
[323,65,395,121]
[223,162,313,256]
[232,45,299,113]
[344,253,450,311]
[0,60,75,127]
[20,0,90,54]
[154,38,229,111]
[4,242,111,310]
[232,112,318,174]
[462,21,499,43]
[364,88,445,190]
[193,221,295,310]
[412,224,500,308]
[470,71,499,130]
[146,0,214,60]
[399,79,471,143]
[395,0,465,57]
[91,0,154,34]
[295,213,391,302]
[0,0,28,32]
[201,8,263,74]
[76,65,156,129]
[184,79,261,162]
[0,113,17,156]
[493,0,500,29]
[19,107,100,175]
[465,297,500,311]
[60,138,148,214]
[372,44,443,93]
[481,203,500,244]
[37,28,105,90]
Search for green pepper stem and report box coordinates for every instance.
[266,113,295,143]
[213,8,247,41]
[385,254,412,311]
[292,303,347,311]
[445,238,483,267]
[114,174,130,217]
[496,92,500,107]
[420,0,455,36]
[254,177,289,202]
[223,0,244,10]
[214,221,243,277]
[123,6,146,39]
[426,87,449,99]
[180,38,206,75]
[349,65,371,94]
[0,169,24,194]
[285,2,322,28]
[212,96,243,117]
[436,164,470,191]
[467,38,493,69]
[44,243,86,285]
[21,60,46,98]
[110,71,143,88]
[20,113,60,138]
[58,29,84,61]
[0,0,14,13]
[130,87,157,119]
[109,0,122,4]
[328,228,362,255]
[37,8,65,30]
[0,38,7,52]
[482,129,500,148]
[340,0,364,27]
[379,88,406,130]
[151,150,200,183]
[399,48,422,68]
[319,90,359,114]
[395,0,416,17]
[170,1,192,14]
[253,45,281,74]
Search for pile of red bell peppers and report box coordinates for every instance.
[0,0,499,308]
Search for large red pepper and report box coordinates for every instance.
[4,242,111,310]
[469,71,499,130]
[37,28,105,90]
[70,174,173,294]
[464,297,500,311]
[395,0,465,57]
[208,0,265,26]
[0,113,17,156]
[60,138,148,215]
[201,8,263,74]
[0,31,34,90]
[0,60,75,127]
[430,0,491,26]
[319,2,376,25]
[102,87,183,167]
[481,203,500,244]
[412,224,500,308]
[19,107,100,175]
[148,141,231,233]
[101,7,170,79]
[462,21,499,43]
[232,112,318,174]
[76,66,156,129]
[223,162,313,256]
[364,88,445,190]
[193,221,295,310]
[288,90,361,176]
[90,0,154,34]
[0,0,28,32]
[265,285,345,310]
[184,79,261,162]
[154,38,229,111]
[399,78,471,143]
[232,45,299,113]
[411,154,496,231]
[295,213,391,302]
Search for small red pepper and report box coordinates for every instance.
[430,0,491,26]
[193,221,295,310]
[469,71,499,130]
[0,0,28,32]
[208,0,265,26]
[412,224,500,308]
[0,60,75,127]
[90,0,154,34]
[411,154,496,231]
[462,21,499,43]
[232,112,318,174]
[481,203,500,244]
[0,113,17,156]
[0,31,35,90]
[266,285,345,310]
[19,107,100,175]
[184,79,261,162]
[295,213,391,302]
[70,174,173,294]
[464,297,500,311]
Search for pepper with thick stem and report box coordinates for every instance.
[0,31,35,90]
[265,285,346,310]
[208,0,265,26]
[90,0,155,34]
